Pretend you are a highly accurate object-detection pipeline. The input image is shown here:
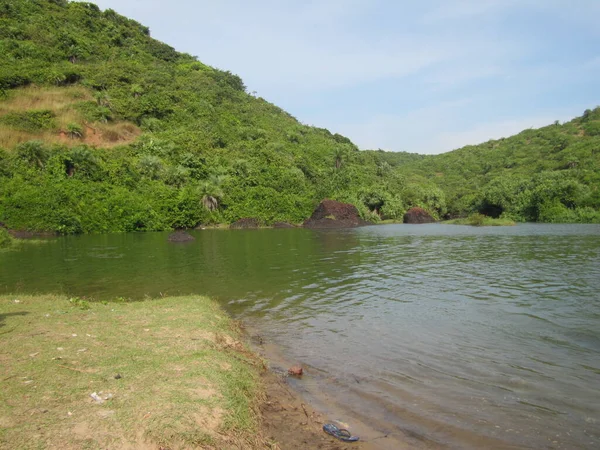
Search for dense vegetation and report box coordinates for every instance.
[0,0,599,233]
[372,109,600,223]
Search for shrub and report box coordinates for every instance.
[0,110,56,132]
[467,213,486,226]
[66,122,84,138]
[16,140,48,169]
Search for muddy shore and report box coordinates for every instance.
[249,329,426,450]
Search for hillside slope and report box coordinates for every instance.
[0,0,599,233]
[0,0,409,232]
[375,109,600,222]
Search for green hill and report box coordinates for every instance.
[372,110,600,223]
[0,0,599,233]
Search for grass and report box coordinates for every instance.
[0,294,265,449]
[0,86,140,149]
[444,213,516,227]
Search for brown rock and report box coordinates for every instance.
[288,365,303,377]
[303,199,369,229]
[403,207,436,224]
[167,230,195,242]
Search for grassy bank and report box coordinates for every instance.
[0,294,265,449]
[444,213,516,227]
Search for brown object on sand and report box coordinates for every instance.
[403,207,436,224]
[288,365,303,376]
[303,199,369,229]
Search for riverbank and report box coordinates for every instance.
[0,294,373,449]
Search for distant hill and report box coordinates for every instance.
[0,0,598,233]
[385,110,600,222]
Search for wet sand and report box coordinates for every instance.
[251,329,523,450]
[251,331,427,450]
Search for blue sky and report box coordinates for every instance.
[92,0,600,154]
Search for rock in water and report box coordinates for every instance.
[288,365,303,376]
[403,207,435,224]
[167,230,195,242]
[303,199,369,229]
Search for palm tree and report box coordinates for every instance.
[333,146,345,170]
[199,174,225,211]
[333,145,353,170]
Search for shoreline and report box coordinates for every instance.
[0,293,389,449]
[244,322,424,450]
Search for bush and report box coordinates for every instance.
[0,110,56,131]
[66,122,84,139]
[467,213,486,226]
[15,140,48,169]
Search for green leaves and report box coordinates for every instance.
[0,0,598,234]
[0,110,56,132]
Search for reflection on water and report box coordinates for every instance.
[1,224,599,448]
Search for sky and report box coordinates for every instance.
[91,0,600,154]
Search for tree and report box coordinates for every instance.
[199,174,225,211]
[333,145,352,170]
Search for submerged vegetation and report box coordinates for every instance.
[0,0,599,234]
[444,213,516,227]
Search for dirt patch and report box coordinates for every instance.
[190,384,219,400]
[7,229,57,238]
[403,207,436,224]
[194,405,224,433]
[230,218,261,229]
[304,199,369,229]
[260,370,374,450]
[56,122,140,148]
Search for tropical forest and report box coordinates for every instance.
[1,0,600,235]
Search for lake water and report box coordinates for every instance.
[1,224,599,448]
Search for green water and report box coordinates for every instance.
[1,224,599,448]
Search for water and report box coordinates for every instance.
[1,224,599,448]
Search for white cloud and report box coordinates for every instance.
[424,65,503,91]
[422,0,517,23]
[90,0,600,155]
[328,103,586,154]
[432,118,556,151]
[92,0,514,95]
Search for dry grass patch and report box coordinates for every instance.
[0,294,265,449]
[0,86,140,149]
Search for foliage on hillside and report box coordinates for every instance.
[0,0,598,233]
[0,0,443,233]
[380,110,600,222]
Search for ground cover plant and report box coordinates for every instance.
[0,294,264,449]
